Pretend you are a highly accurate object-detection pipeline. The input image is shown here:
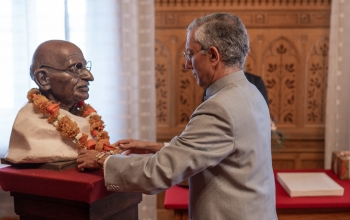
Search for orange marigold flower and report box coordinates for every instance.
[96,138,110,151]
[100,138,110,146]
[47,103,60,114]
[83,107,97,118]
[77,103,90,116]
[87,139,96,150]
[56,116,80,138]
[99,131,110,140]
[77,133,88,148]
[95,141,104,151]
[33,95,51,114]
[103,145,115,151]
[27,88,40,102]
[47,111,60,124]
[89,115,104,131]
[91,130,98,137]
[90,122,104,132]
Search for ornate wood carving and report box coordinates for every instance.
[155,0,331,7]
[263,37,298,125]
[306,37,329,124]
[178,61,194,124]
[155,40,170,125]
[156,11,330,29]
[244,48,257,73]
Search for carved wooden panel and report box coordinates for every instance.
[306,38,329,124]
[264,37,298,125]
[155,40,171,125]
[245,48,257,73]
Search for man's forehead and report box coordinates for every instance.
[58,45,83,59]
[45,52,85,69]
[185,29,198,51]
[46,46,85,67]
[64,53,86,62]
[32,40,86,69]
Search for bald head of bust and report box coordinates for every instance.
[30,40,94,111]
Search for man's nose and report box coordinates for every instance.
[80,69,94,81]
[185,59,193,70]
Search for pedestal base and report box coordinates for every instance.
[12,191,141,220]
[0,166,142,220]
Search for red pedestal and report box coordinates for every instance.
[0,166,141,220]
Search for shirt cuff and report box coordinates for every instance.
[103,155,112,178]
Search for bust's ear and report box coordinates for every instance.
[33,69,50,91]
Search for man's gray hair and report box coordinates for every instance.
[187,13,250,69]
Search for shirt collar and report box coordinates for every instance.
[204,70,245,101]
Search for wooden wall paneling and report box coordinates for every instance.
[272,139,324,170]
[306,37,329,125]
[155,39,171,127]
[155,30,205,142]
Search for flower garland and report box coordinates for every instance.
[27,88,120,154]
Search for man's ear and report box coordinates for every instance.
[208,46,220,66]
[33,69,50,91]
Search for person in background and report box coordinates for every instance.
[244,71,268,104]
[77,12,277,220]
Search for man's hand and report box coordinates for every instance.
[76,149,108,171]
[113,139,164,155]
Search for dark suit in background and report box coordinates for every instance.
[244,72,268,104]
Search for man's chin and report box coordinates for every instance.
[74,92,89,102]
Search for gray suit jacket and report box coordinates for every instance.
[104,70,277,220]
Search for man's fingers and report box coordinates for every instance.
[78,150,87,155]
[76,157,84,163]
[119,143,132,149]
[114,139,135,146]
[121,150,131,155]
[77,161,85,168]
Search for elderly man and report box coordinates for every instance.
[77,13,277,220]
[6,40,96,164]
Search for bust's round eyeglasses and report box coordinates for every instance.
[39,61,92,77]
[183,50,207,61]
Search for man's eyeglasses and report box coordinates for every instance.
[183,50,207,61]
[39,61,92,77]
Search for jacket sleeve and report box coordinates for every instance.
[104,100,235,194]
